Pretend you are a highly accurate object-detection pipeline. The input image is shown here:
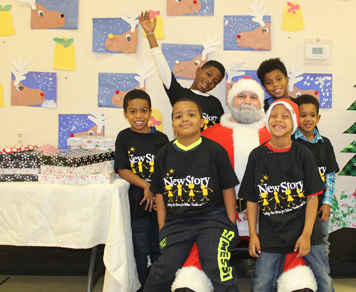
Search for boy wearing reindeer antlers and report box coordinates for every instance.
[139,10,225,130]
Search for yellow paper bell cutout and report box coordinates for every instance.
[53,37,76,70]
[149,108,164,133]
[0,5,15,36]
[281,1,305,32]
[142,11,165,40]
[0,82,5,108]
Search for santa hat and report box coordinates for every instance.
[277,252,317,292]
[227,76,265,109]
[171,266,214,292]
[265,98,299,134]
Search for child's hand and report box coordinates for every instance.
[294,234,311,258]
[140,185,154,212]
[318,204,331,222]
[249,234,261,258]
[139,11,156,33]
[152,196,157,212]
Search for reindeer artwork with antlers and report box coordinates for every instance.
[18,0,70,29]
[166,0,214,16]
[224,0,271,51]
[10,58,57,107]
[161,35,220,81]
[58,112,106,149]
[93,8,139,54]
[98,60,153,108]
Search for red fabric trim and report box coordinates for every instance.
[266,142,291,153]
[308,190,323,196]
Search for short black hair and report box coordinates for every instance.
[123,89,152,111]
[201,60,225,79]
[257,58,288,85]
[171,98,203,119]
[295,94,320,114]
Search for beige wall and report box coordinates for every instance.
[0,0,355,193]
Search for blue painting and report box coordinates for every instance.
[98,73,142,108]
[58,114,105,149]
[167,0,214,16]
[224,15,271,51]
[11,72,57,108]
[92,18,138,54]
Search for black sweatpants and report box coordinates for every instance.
[143,211,240,292]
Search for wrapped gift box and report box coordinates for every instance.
[38,170,116,185]
[0,160,39,169]
[0,174,38,182]
[67,136,115,151]
[39,149,114,167]
[0,149,42,161]
[0,168,40,175]
[40,161,114,176]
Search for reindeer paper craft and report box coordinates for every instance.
[10,58,57,107]
[18,0,66,29]
[162,35,220,80]
[93,8,138,54]
[58,112,106,149]
[98,61,153,108]
[287,65,332,108]
[166,0,214,16]
[224,0,271,51]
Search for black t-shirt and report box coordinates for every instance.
[114,128,169,218]
[150,137,239,221]
[164,73,224,128]
[239,141,325,253]
[264,96,297,112]
[293,136,339,208]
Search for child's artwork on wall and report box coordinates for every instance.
[287,66,332,108]
[0,82,4,108]
[166,0,214,16]
[0,4,15,36]
[53,37,76,70]
[142,10,165,40]
[19,0,78,29]
[281,1,305,32]
[58,111,106,149]
[329,189,356,232]
[10,58,57,108]
[162,36,220,80]
[224,0,271,51]
[92,8,138,54]
[98,61,153,108]
[150,108,164,133]
[225,65,267,104]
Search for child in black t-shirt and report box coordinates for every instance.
[144,98,240,292]
[239,98,333,292]
[257,58,297,112]
[139,10,225,129]
[114,89,169,291]
[293,94,339,258]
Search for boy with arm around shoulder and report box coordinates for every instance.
[144,98,240,292]
[114,89,169,291]
[239,99,333,292]
[139,10,225,129]
[293,94,339,258]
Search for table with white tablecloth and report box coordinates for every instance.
[0,178,140,292]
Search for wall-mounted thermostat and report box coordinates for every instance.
[303,39,332,65]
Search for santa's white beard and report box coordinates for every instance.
[230,104,264,124]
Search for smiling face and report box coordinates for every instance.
[298,103,320,139]
[172,100,204,144]
[263,69,289,100]
[124,98,152,133]
[190,66,223,93]
[268,104,293,138]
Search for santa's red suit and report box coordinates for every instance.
[172,113,271,291]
